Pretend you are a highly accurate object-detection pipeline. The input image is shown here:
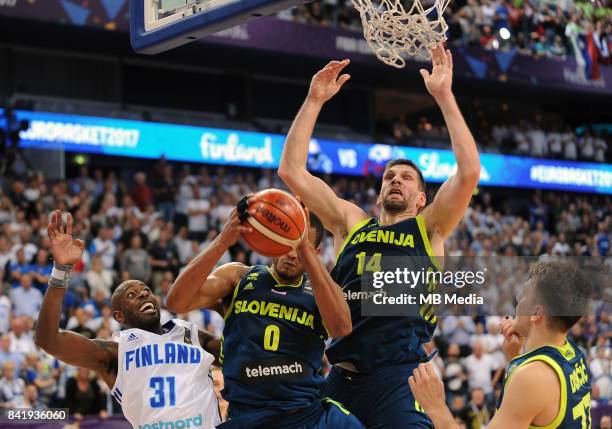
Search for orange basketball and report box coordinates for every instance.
[241,189,307,257]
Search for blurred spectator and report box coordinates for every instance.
[0,334,23,376]
[65,368,107,420]
[8,318,36,356]
[129,172,153,212]
[65,308,96,340]
[24,384,48,410]
[0,294,10,334]
[463,341,500,397]
[187,186,211,242]
[9,247,30,288]
[10,275,42,319]
[601,415,612,429]
[0,361,26,407]
[443,343,469,401]
[121,235,151,283]
[149,229,180,289]
[153,165,177,222]
[464,387,492,429]
[28,249,51,293]
[90,226,117,271]
[85,255,114,299]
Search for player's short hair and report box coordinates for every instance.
[528,261,591,332]
[309,212,325,248]
[384,159,426,192]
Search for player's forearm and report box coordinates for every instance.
[436,94,480,182]
[297,243,352,338]
[35,282,68,352]
[279,97,323,178]
[426,405,460,429]
[166,237,229,312]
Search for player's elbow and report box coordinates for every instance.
[34,331,54,353]
[457,165,480,188]
[329,320,352,338]
[164,291,185,314]
[278,164,306,185]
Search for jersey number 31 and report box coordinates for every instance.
[150,376,176,408]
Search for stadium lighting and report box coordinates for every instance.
[500,28,511,40]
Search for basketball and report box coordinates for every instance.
[241,189,307,257]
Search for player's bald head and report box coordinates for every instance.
[111,280,146,311]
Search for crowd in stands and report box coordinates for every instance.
[0,161,610,427]
[384,112,610,162]
[280,0,612,66]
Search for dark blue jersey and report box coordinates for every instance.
[220,265,328,418]
[327,215,440,374]
[497,339,592,429]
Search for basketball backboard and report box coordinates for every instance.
[130,0,308,54]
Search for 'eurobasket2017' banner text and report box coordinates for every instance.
[7,109,612,195]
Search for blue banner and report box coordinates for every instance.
[5,109,612,194]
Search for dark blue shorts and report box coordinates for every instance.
[320,365,432,429]
[217,398,365,429]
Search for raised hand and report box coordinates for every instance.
[500,317,524,361]
[47,210,85,265]
[408,362,446,414]
[420,43,453,100]
[218,207,254,248]
[307,60,351,105]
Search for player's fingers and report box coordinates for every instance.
[58,211,65,234]
[408,375,416,390]
[419,69,430,80]
[446,49,453,70]
[413,366,422,384]
[75,239,85,249]
[51,210,59,233]
[337,74,351,86]
[47,222,56,240]
[66,212,73,236]
[238,226,253,235]
[423,362,436,378]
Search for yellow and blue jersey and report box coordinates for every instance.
[220,265,328,422]
[497,339,592,429]
[327,215,441,374]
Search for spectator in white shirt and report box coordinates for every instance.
[186,186,211,242]
[591,346,611,400]
[552,233,572,256]
[85,255,114,299]
[463,341,499,395]
[8,318,36,356]
[564,138,577,160]
[580,133,595,160]
[90,226,117,271]
[529,126,548,158]
[0,361,27,407]
[174,226,195,265]
[548,128,563,158]
[594,134,607,163]
[0,294,10,334]
[10,274,43,319]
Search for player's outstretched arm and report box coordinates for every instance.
[166,208,251,313]
[297,208,352,338]
[420,44,480,244]
[35,211,118,387]
[279,60,367,238]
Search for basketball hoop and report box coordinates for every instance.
[351,0,451,68]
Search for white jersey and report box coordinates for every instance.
[111,319,220,429]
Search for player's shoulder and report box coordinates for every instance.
[507,358,561,393]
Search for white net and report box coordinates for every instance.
[351,0,451,68]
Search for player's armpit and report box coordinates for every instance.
[488,361,560,429]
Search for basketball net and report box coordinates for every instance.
[351,0,451,68]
